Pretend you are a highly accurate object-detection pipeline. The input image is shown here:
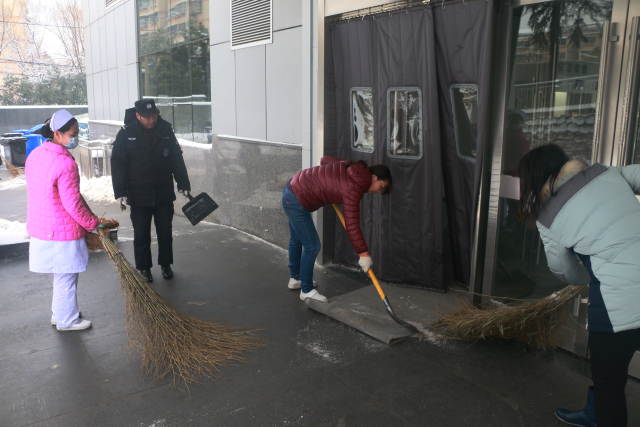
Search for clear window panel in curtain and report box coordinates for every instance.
[450,84,478,162]
[387,87,423,159]
[156,50,174,126]
[191,39,211,143]
[351,88,374,153]
[172,45,193,140]
[189,0,209,40]
[493,0,612,301]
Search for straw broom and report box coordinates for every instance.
[1,154,22,178]
[97,230,265,387]
[433,285,587,349]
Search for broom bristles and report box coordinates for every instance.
[433,285,587,349]
[99,234,265,388]
[1,154,22,178]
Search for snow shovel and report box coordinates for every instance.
[332,204,419,335]
[182,192,219,226]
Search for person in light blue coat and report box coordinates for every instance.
[518,144,640,427]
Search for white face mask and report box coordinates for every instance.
[62,133,79,149]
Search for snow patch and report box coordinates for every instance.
[0,219,29,245]
[0,175,26,191]
[178,138,212,150]
[80,176,116,203]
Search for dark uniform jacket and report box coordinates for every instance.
[111,108,191,206]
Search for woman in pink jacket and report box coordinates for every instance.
[26,109,100,331]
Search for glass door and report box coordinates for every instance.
[482,0,633,357]
[610,1,640,378]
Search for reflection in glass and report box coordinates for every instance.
[622,64,640,165]
[189,0,209,40]
[450,84,478,161]
[492,0,612,302]
[493,198,566,300]
[506,0,612,168]
[191,40,211,143]
[137,0,210,143]
[387,88,422,159]
[350,88,374,153]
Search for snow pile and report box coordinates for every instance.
[80,176,116,203]
[0,218,29,245]
[0,175,26,191]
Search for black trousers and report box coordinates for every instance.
[590,328,640,427]
[130,203,174,270]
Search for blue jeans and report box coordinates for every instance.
[282,186,320,293]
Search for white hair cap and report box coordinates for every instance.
[50,109,75,132]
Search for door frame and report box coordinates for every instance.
[476,0,633,357]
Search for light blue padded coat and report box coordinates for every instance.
[537,160,640,333]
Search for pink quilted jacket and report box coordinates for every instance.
[26,141,99,241]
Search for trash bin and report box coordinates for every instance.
[10,129,29,135]
[0,136,28,167]
[25,133,45,158]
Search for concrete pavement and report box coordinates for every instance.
[1,172,639,427]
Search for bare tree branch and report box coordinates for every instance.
[49,0,84,74]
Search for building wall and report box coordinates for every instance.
[209,0,303,144]
[83,0,139,122]
[82,0,312,250]
[0,0,29,84]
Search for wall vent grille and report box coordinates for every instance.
[231,0,272,50]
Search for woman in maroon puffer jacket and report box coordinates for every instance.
[282,156,392,302]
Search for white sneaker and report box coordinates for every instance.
[51,311,82,326]
[300,289,328,303]
[57,319,92,331]
[287,278,317,290]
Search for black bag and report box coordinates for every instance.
[182,192,219,226]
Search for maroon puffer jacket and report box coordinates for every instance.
[290,156,371,254]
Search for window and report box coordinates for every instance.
[387,88,422,159]
[170,1,187,18]
[190,0,203,14]
[138,0,211,143]
[231,0,272,50]
[350,88,374,153]
[450,84,478,162]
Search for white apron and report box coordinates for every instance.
[29,236,89,274]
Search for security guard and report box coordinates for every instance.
[111,99,191,282]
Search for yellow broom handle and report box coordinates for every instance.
[332,204,387,301]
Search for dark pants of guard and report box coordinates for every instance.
[590,327,640,426]
[130,203,174,270]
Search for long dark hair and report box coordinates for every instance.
[39,117,78,140]
[344,160,393,195]
[518,144,568,224]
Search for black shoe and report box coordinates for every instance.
[161,265,173,279]
[555,387,596,427]
[138,269,153,282]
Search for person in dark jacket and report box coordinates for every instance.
[283,156,392,302]
[518,144,640,427]
[111,99,191,282]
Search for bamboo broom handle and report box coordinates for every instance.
[332,204,387,301]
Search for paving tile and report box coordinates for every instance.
[0,343,112,426]
[26,402,126,427]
